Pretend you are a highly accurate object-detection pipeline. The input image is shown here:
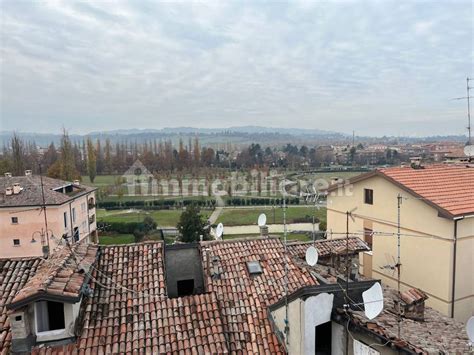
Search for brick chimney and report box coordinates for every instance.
[394,288,428,321]
[12,183,22,195]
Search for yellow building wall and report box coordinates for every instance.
[326,175,473,322]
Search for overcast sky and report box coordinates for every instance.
[0,0,472,136]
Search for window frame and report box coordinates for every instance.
[364,188,374,205]
[34,301,66,336]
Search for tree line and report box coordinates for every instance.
[0,130,402,182]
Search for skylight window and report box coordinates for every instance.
[247,261,263,275]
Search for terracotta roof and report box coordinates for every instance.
[0,258,42,355]
[378,165,474,216]
[287,237,370,260]
[399,288,428,305]
[8,244,98,309]
[202,238,318,353]
[327,164,474,217]
[0,175,96,208]
[349,286,471,354]
[33,239,317,354]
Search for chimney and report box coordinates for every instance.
[4,172,12,178]
[73,179,80,186]
[5,187,13,196]
[394,288,428,321]
[13,183,22,195]
[24,170,32,176]
[259,225,269,237]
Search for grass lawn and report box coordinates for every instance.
[97,208,211,227]
[82,175,121,187]
[216,206,326,226]
[99,234,135,245]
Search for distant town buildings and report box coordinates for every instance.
[0,172,97,258]
[327,164,474,322]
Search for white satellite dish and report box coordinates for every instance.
[362,282,384,320]
[305,246,319,266]
[464,145,474,157]
[258,213,267,227]
[467,316,474,343]
[216,223,224,238]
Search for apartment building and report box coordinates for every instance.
[326,164,474,322]
[0,172,97,258]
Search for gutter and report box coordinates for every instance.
[451,217,460,318]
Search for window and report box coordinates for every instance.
[11,217,18,224]
[364,228,373,249]
[15,315,22,321]
[73,227,79,242]
[247,261,263,275]
[81,202,86,213]
[177,279,194,297]
[36,301,65,333]
[63,212,68,228]
[72,208,76,223]
[315,321,332,354]
[13,239,20,246]
[364,188,374,205]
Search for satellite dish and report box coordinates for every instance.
[362,282,384,320]
[258,213,267,227]
[464,145,474,157]
[467,316,474,343]
[305,246,319,266]
[216,223,224,238]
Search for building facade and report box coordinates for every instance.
[326,164,474,322]
[0,172,97,258]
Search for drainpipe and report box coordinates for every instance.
[451,218,460,318]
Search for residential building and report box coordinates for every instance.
[0,172,97,258]
[0,237,470,354]
[326,164,474,322]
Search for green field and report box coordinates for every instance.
[216,206,326,226]
[98,234,135,245]
[81,175,121,187]
[97,208,211,226]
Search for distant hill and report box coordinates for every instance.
[0,127,467,148]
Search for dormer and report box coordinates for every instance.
[6,244,98,353]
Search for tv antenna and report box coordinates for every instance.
[215,223,224,240]
[452,77,473,152]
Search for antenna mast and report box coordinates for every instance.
[467,77,472,145]
[282,179,289,345]
[38,164,50,257]
[397,194,402,338]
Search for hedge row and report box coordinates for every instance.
[225,197,300,206]
[97,221,142,234]
[98,199,216,210]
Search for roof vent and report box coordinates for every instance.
[24,170,32,176]
[12,183,22,195]
[4,172,12,178]
[5,187,13,196]
[247,261,263,275]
